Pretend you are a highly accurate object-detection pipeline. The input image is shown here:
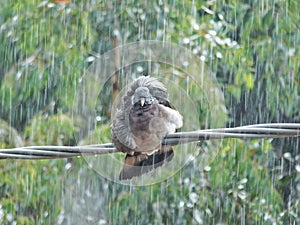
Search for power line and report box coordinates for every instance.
[0,123,299,159]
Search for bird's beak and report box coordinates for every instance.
[140,98,145,106]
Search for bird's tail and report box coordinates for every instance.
[119,146,174,180]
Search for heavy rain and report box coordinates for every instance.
[0,0,299,224]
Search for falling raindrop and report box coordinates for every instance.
[1,1,300,224]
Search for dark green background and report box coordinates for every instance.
[0,0,299,224]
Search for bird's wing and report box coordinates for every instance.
[158,104,183,129]
[111,107,136,152]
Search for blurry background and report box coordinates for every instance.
[0,0,299,224]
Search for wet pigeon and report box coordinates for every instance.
[111,76,183,180]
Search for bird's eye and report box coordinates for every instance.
[147,98,154,104]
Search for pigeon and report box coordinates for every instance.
[111,76,183,180]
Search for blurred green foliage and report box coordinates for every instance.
[0,0,299,224]
[23,113,78,146]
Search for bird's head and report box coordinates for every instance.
[132,86,154,107]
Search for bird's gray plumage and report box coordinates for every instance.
[111,76,183,179]
[132,86,154,105]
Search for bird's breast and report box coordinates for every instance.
[129,104,168,152]
[130,104,159,127]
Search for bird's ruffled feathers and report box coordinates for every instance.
[111,76,182,180]
[111,76,170,151]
